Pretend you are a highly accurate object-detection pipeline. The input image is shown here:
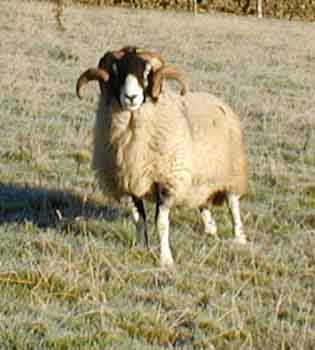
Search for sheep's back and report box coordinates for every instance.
[182,92,248,203]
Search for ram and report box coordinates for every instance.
[76,46,248,268]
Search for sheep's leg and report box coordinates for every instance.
[200,208,217,237]
[155,184,174,268]
[157,204,174,268]
[154,183,163,227]
[131,196,149,248]
[227,193,247,244]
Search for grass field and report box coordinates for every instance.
[0,1,314,349]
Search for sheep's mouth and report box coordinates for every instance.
[124,103,142,112]
[120,96,144,112]
[120,74,145,112]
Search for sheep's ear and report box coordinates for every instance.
[98,51,120,71]
[151,65,188,100]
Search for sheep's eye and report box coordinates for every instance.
[143,77,149,88]
[143,63,151,88]
[112,63,118,75]
[144,63,151,77]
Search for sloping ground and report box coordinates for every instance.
[0,1,314,349]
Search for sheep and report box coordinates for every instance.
[76,46,248,268]
[77,46,188,249]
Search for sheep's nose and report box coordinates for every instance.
[124,94,137,103]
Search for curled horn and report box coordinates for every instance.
[76,68,109,99]
[151,65,188,99]
[136,49,165,72]
[136,48,187,99]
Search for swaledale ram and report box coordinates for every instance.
[76,46,248,268]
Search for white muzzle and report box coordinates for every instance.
[120,74,144,111]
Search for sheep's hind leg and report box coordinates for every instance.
[200,208,217,237]
[131,196,149,248]
[155,184,174,268]
[227,193,247,244]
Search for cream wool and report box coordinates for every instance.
[93,90,248,209]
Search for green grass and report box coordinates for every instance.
[0,1,314,349]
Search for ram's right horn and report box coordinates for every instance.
[76,68,109,99]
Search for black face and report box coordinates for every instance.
[98,49,151,108]
[117,52,148,89]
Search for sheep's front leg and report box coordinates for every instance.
[131,196,149,248]
[155,184,174,268]
[200,207,217,237]
[227,193,247,244]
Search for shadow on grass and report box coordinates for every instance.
[0,182,121,229]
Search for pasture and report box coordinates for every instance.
[0,1,314,349]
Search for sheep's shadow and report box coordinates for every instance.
[0,182,121,230]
